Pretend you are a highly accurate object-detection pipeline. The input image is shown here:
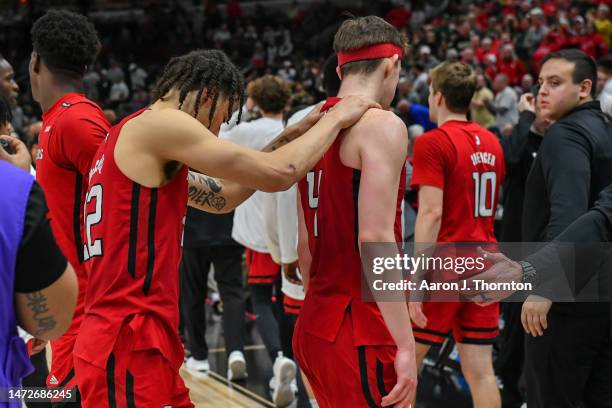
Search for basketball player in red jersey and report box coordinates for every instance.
[409,62,505,407]
[30,10,109,404]
[294,16,417,407]
[74,49,378,407]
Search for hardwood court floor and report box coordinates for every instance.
[182,367,273,407]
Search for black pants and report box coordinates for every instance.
[250,282,283,362]
[180,245,246,360]
[525,311,612,408]
[496,302,525,408]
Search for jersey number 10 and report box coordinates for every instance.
[472,171,496,218]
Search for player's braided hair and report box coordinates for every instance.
[151,50,245,125]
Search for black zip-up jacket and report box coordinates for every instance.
[500,110,542,242]
[522,100,612,315]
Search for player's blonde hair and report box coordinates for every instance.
[430,62,477,114]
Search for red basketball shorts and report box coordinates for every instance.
[413,301,499,346]
[293,314,397,407]
[245,248,280,285]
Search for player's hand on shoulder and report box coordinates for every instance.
[294,102,324,135]
[328,95,381,129]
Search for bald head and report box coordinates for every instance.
[0,58,18,108]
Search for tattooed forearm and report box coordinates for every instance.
[25,291,57,337]
[187,170,255,213]
[265,136,290,152]
[187,172,227,211]
[262,123,303,153]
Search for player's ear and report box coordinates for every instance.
[30,51,41,74]
[385,55,399,78]
[336,66,343,81]
[436,92,444,108]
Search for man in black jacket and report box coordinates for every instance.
[496,90,549,408]
[520,49,612,408]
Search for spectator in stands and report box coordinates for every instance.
[395,98,436,132]
[490,73,519,135]
[397,77,421,104]
[108,73,129,109]
[521,8,548,56]
[516,73,534,97]
[128,62,148,91]
[597,57,612,97]
[471,73,496,130]
[498,44,527,86]
[594,4,612,46]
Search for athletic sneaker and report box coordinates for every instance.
[227,350,247,381]
[269,377,298,394]
[185,357,210,373]
[271,352,296,407]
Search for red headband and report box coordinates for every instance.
[337,44,403,67]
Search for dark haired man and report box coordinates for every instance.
[73,48,377,407]
[409,61,504,407]
[30,10,109,405]
[294,16,417,407]
[519,49,612,408]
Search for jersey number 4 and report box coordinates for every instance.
[83,184,103,260]
[306,170,322,237]
[472,171,496,218]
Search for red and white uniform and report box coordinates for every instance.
[36,93,109,390]
[294,98,406,407]
[74,109,192,407]
[411,120,505,345]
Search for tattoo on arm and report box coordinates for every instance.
[25,291,57,337]
[262,124,302,152]
[265,136,290,152]
[187,172,227,211]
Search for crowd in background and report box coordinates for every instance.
[1,0,611,142]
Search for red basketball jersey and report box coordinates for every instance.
[297,98,405,346]
[75,109,188,370]
[36,93,109,333]
[411,120,505,243]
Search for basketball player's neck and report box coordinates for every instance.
[436,108,467,127]
[336,73,385,105]
[40,77,83,113]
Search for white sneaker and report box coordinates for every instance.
[227,350,247,381]
[272,352,296,407]
[269,377,297,393]
[185,357,210,373]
